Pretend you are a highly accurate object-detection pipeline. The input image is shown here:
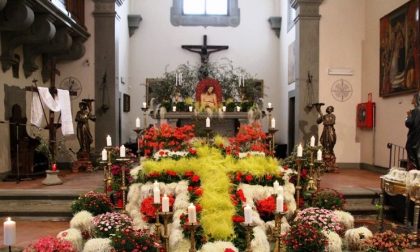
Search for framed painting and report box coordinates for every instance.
[380,0,420,97]
[123,93,130,112]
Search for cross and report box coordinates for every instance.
[182,35,229,66]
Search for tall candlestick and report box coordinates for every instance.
[136,117,141,128]
[153,187,161,204]
[244,204,252,224]
[310,136,315,147]
[317,149,323,161]
[3,217,16,246]
[162,194,169,212]
[188,203,197,224]
[297,144,303,157]
[276,194,284,213]
[273,180,279,193]
[206,117,210,128]
[268,102,272,109]
[120,145,126,158]
[106,135,112,147]
[101,148,107,161]
[271,118,276,129]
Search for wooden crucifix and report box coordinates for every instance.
[182,35,229,66]
[25,59,76,164]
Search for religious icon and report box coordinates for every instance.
[200,86,218,109]
[75,99,95,154]
[316,104,338,172]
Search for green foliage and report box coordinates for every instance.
[312,188,346,210]
[71,191,113,216]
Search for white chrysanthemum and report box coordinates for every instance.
[250,226,270,252]
[70,210,94,235]
[129,165,142,180]
[172,239,191,252]
[57,228,83,252]
[344,227,372,251]
[323,230,342,252]
[199,241,238,252]
[82,238,113,252]
[333,210,354,230]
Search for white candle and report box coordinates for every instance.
[175,73,178,86]
[276,194,284,213]
[268,102,272,109]
[310,136,315,147]
[273,180,279,193]
[3,217,16,246]
[179,73,182,84]
[153,180,159,191]
[101,148,107,161]
[120,145,126,157]
[142,102,147,108]
[136,117,140,128]
[162,194,169,212]
[277,185,283,196]
[238,74,241,87]
[188,203,197,224]
[236,106,241,112]
[206,117,210,128]
[297,144,303,157]
[271,118,276,129]
[244,204,252,224]
[317,149,323,161]
[106,135,112,147]
[153,187,160,204]
[189,106,193,112]
[222,106,226,112]
[172,106,176,112]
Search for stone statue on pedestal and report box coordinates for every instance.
[406,92,420,170]
[73,99,95,172]
[316,105,338,172]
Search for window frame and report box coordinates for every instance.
[171,0,240,27]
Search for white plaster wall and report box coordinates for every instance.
[319,0,365,164]
[127,0,281,140]
[0,0,95,172]
[361,0,412,168]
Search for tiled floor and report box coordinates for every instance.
[321,168,381,193]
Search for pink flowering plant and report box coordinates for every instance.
[23,236,76,252]
[294,207,343,234]
[92,212,133,238]
[364,230,415,252]
[284,222,328,252]
[71,191,113,216]
[110,227,162,252]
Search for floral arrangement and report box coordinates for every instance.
[230,171,284,186]
[71,191,113,216]
[255,195,288,222]
[284,223,328,252]
[140,194,175,222]
[312,188,346,210]
[23,236,76,252]
[92,212,133,238]
[363,230,415,252]
[230,188,248,251]
[110,227,161,252]
[179,205,206,249]
[140,124,195,157]
[294,207,343,234]
[226,123,269,156]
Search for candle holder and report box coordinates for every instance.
[241,222,257,252]
[141,106,149,130]
[306,147,317,192]
[185,222,201,252]
[295,158,303,210]
[268,128,278,156]
[272,211,286,252]
[133,127,143,164]
[153,203,162,242]
[315,159,322,190]
[116,157,130,212]
[103,147,114,196]
[205,128,212,144]
[159,211,174,252]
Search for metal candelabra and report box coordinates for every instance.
[272,211,286,252]
[295,158,303,210]
[306,147,317,192]
[116,157,130,212]
[268,128,278,155]
[185,223,201,252]
[133,127,143,165]
[153,203,162,242]
[205,128,212,144]
[241,222,257,252]
[159,211,174,252]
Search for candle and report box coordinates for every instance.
[153,180,159,190]
[162,194,169,212]
[136,117,140,128]
[238,74,241,87]
[188,203,197,224]
[175,73,178,86]
[244,204,252,224]
[206,117,210,128]
[236,106,241,112]
[297,144,303,157]
[106,135,112,147]
[52,163,57,171]
[172,106,176,112]
[3,217,16,246]
[277,185,284,195]
[189,106,193,112]
[310,136,315,147]
[276,194,284,213]
[271,118,276,129]
[317,149,323,161]
[120,145,126,157]
[268,102,272,109]
[273,180,279,193]
[222,106,226,112]
[101,148,107,161]
[153,187,160,204]
[142,102,147,108]
[179,73,182,84]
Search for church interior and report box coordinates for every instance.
[0,0,420,251]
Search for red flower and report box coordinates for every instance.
[265,174,273,181]
[188,186,194,192]
[188,148,197,155]
[225,249,235,252]
[195,204,202,212]
[166,170,177,176]
[191,175,200,183]
[236,172,242,182]
[194,187,203,196]
[245,174,253,183]
[236,189,246,202]
[184,171,194,177]
[232,215,245,223]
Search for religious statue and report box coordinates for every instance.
[75,100,95,154]
[200,86,218,109]
[316,105,338,172]
[405,92,420,170]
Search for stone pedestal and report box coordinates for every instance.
[72,151,94,173]
[42,170,63,185]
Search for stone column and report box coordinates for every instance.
[291,0,323,144]
[93,0,118,149]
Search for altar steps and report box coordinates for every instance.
[342,189,388,217]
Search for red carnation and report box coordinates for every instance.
[245,174,253,183]
[188,148,197,155]
[236,189,246,202]
[188,186,194,192]
[236,172,242,182]
[232,215,245,223]
[184,171,194,177]
[265,174,273,181]
[225,249,235,252]
[194,187,203,196]
[195,204,202,212]
[191,175,200,183]
[166,170,177,176]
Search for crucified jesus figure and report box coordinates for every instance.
[182,35,229,65]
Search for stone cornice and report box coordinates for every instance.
[291,0,323,22]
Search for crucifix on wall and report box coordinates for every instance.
[181,35,229,66]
